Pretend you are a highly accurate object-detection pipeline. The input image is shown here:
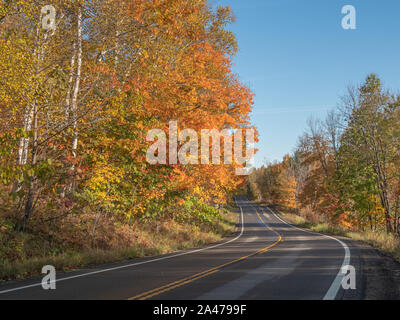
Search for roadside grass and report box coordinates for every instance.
[0,210,238,281]
[280,210,400,263]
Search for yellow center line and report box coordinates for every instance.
[128,208,282,300]
[135,270,221,300]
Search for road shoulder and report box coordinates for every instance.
[275,208,400,300]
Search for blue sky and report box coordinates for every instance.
[213,0,400,167]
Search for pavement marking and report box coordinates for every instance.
[0,202,246,296]
[129,209,282,300]
[265,207,351,301]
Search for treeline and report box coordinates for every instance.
[249,74,400,235]
[0,0,253,249]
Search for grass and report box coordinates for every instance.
[0,210,238,281]
[280,211,400,263]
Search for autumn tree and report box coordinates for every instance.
[0,0,256,238]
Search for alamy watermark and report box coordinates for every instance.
[146,121,255,176]
[341,265,356,290]
[41,265,56,290]
[41,5,57,31]
[342,5,356,30]
[38,3,358,175]
[40,4,357,32]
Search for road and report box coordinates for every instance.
[0,196,373,300]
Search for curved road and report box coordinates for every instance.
[0,197,359,300]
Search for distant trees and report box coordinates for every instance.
[249,74,400,235]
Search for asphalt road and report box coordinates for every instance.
[0,196,370,300]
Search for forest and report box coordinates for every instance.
[0,0,255,278]
[248,74,400,238]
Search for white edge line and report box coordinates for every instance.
[265,207,351,301]
[0,201,245,295]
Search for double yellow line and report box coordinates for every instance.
[128,209,282,300]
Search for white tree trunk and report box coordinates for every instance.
[65,41,77,119]
[18,106,34,166]
[71,8,82,165]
